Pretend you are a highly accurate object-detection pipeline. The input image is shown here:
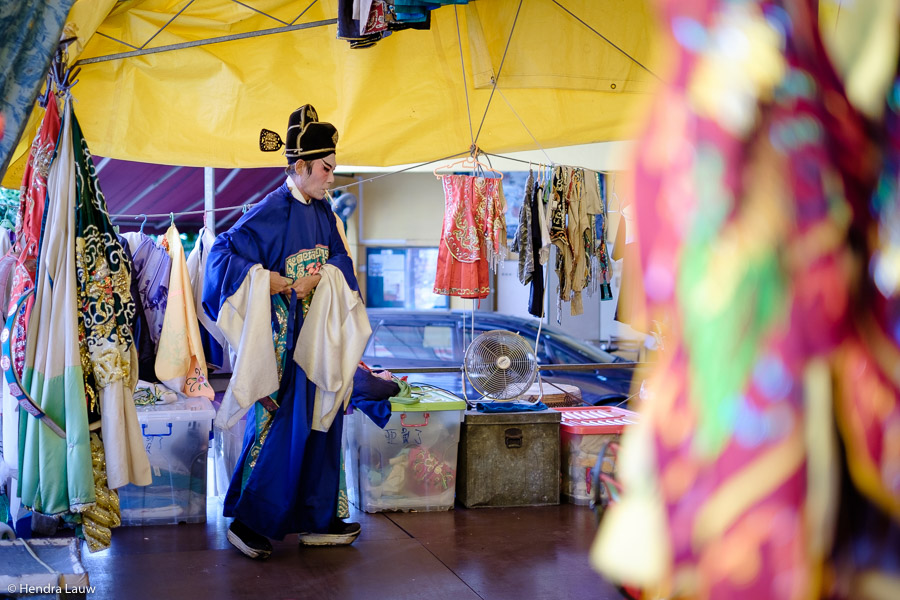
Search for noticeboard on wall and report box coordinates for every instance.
[366,247,449,310]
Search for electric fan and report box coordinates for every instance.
[463,330,538,402]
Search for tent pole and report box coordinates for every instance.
[75,19,336,66]
[204,167,215,235]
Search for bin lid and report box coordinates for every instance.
[553,406,639,434]
[390,388,466,412]
[134,396,216,423]
[463,407,561,425]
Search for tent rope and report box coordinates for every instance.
[290,0,321,26]
[141,0,196,50]
[481,152,610,175]
[454,6,474,147]
[88,0,318,55]
[550,0,660,81]
[473,0,524,145]
[495,88,553,165]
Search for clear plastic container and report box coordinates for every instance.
[343,390,465,513]
[118,396,215,525]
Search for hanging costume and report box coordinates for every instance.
[8,98,59,377]
[71,108,150,491]
[511,169,546,317]
[122,231,171,349]
[155,224,214,400]
[19,99,94,515]
[203,180,359,540]
[2,97,60,486]
[118,233,156,382]
[187,227,229,372]
[433,174,507,299]
[548,166,611,318]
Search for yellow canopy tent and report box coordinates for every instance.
[2,0,662,188]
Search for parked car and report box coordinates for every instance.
[363,309,637,406]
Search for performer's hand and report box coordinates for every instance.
[291,274,321,299]
[269,272,293,295]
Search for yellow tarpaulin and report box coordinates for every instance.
[3,0,662,187]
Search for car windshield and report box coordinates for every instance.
[540,328,620,363]
[486,321,620,364]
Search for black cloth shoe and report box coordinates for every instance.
[227,520,273,559]
[298,520,361,546]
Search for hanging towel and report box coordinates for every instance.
[20,99,94,515]
[155,225,214,400]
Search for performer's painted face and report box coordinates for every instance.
[296,154,336,201]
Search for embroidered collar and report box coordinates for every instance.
[286,176,311,205]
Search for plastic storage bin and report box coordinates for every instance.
[343,389,466,513]
[118,396,215,525]
[555,406,638,505]
[209,397,248,497]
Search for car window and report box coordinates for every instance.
[366,324,455,361]
[545,339,587,364]
[470,325,552,364]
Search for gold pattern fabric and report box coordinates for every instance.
[82,433,121,553]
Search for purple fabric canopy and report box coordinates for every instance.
[96,158,287,235]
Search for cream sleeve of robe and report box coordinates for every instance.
[213,264,280,429]
[294,264,372,432]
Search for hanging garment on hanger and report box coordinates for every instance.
[434,174,507,299]
[536,168,552,265]
[125,231,171,347]
[593,172,614,300]
[565,168,590,315]
[575,168,611,301]
[527,174,546,318]
[511,169,535,285]
[71,107,151,491]
[19,98,94,516]
[9,98,60,377]
[187,227,231,372]
[117,233,156,382]
[549,166,574,319]
[120,230,142,256]
[155,224,214,400]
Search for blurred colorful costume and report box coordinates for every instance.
[593,1,900,599]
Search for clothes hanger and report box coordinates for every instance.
[169,212,175,227]
[433,154,477,177]
[136,214,147,234]
[607,173,621,215]
[433,147,504,180]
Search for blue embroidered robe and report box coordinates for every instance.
[203,184,357,539]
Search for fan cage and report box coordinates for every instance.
[464,330,538,400]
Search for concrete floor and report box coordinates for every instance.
[80,498,623,600]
